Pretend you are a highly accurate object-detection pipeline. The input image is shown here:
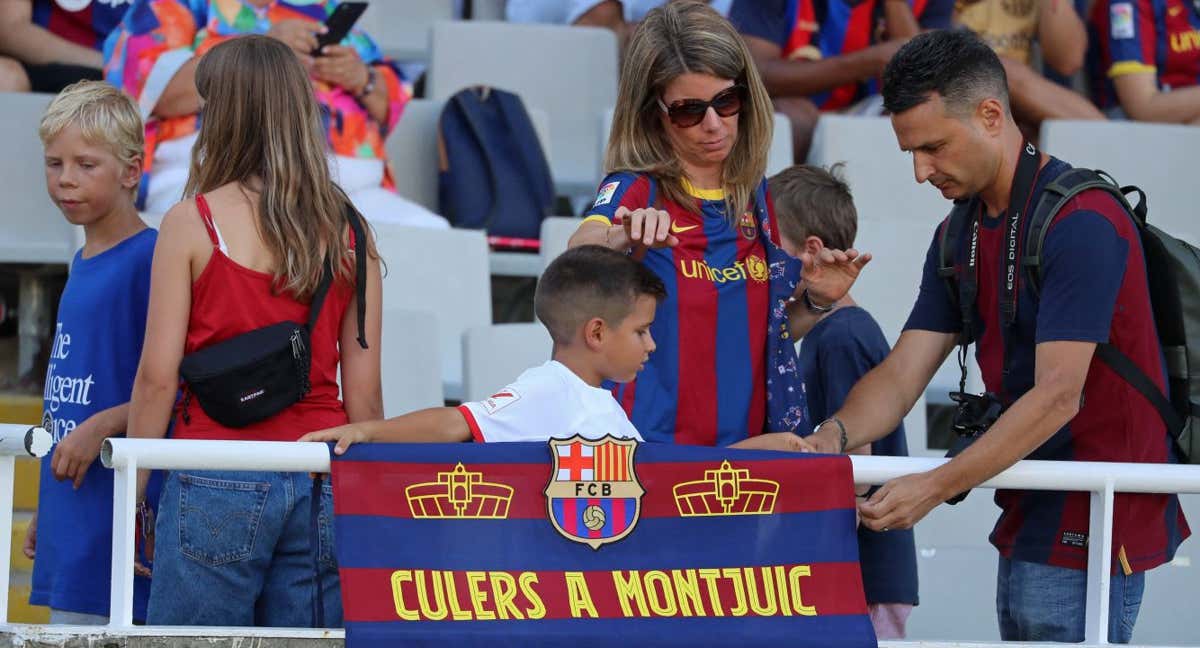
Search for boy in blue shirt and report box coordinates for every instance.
[25,80,156,624]
[769,164,919,639]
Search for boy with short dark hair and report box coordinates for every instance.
[29,80,156,624]
[302,245,664,450]
[768,164,919,639]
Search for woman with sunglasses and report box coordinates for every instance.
[569,1,869,447]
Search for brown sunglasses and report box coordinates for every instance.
[657,85,747,128]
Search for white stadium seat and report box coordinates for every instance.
[359,0,456,62]
[380,307,444,416]
[1040,119,1200,246]
[462,323,553,402]
[428,21,619,199]
[373,224,491,400]
[538,216,580,272]
[0,93,78,265]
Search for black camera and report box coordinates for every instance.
[943,391,1005,504]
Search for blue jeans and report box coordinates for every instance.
[147,470,342,627]
[996,556,1144,643]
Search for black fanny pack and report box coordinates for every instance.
[179,202,369,428]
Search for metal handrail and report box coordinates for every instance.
[86,438,1200,645]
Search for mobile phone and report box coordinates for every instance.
[312,2,368,55]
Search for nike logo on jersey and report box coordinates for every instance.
[670,221,699,234]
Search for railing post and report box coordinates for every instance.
[108,457,137,627]
[0,454,14,625]
[1085,478,1116,644]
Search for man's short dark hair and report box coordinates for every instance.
[882,29,1009,117]
[768,163,857,250]
[535,245,667,344]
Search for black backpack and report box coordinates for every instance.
[438,86,554,250]
[939,169,1200,463]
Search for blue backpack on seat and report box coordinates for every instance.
[438,86,554,250]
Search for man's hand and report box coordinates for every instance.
[858,471,948,531]
[797,247,872,306]
[299,423,373,456]
[22,513,35,560]
[266,18,324,65]
[312,45,369,93]
[50,414,112,489]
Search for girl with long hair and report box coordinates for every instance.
[569,1,869,446]
[128,34,382,627]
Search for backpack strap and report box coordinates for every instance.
[1023,168,1140,297]
[938,200,974,315]
[345,202,369,349]
[1022,168,1183,436]
[305,201,369,349]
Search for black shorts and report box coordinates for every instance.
[20,62,102,94]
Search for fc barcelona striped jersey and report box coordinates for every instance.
[34,0,130,51]
[731,0,954,111]
[1091,0,1200,108]
[584,173,775,446]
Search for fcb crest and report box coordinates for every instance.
[545,435,643,550]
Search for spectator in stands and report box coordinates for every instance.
[1091,0,1200,122]
[127,35,383,627]
[768,163,919,640]
[103,0,448,227]
[731,0,954,161]
[0,0,127,93]
[802,30,1189,643]
[303,245,659,449]
[29,80,156,625]
[568,2,869,446]
[301,245,809,452]
[955,0,1104,129]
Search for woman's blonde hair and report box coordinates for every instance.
[39,80,144,195]
[606,1,773,217]
[186,35,374,300]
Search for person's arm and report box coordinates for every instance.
[567,176,679,252]
[745,34,904,98]
[1113,72,1200,123]
[103,0,201,119]
[882,0,921,39]
[150,56,201,119]
[1003,57,1105,121]
[128,203,198,498]
[340,228,384,423]
[857,339,1095,530]
[786,247,872,340]
[299,407,471,455]
[1099,0,1200,122]
[50,403,130,489]
[807,328,958,453]
[0,0,102,68]
[1037,0,1087,75]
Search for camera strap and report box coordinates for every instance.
[957,140,1043,395]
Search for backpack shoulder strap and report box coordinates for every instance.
[938,199,974,311]
[1023,168,1143,297]
[345,201,369,350]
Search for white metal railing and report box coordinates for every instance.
[1,436,1189,647]
[0,424,54,626]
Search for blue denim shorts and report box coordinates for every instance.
[146,470,342,627]
[996,555,1144,643]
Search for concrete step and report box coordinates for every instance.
[14,456,39,512]
[8,571,48,624]
[10,511,32,572]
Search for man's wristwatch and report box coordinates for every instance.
[801,288,834,314]
[813,417,848,453]
[356,65,377,100]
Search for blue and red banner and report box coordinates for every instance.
[331,438,877,647]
